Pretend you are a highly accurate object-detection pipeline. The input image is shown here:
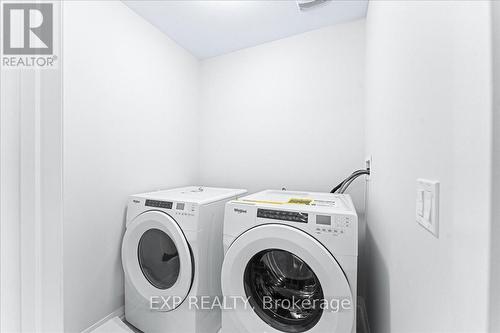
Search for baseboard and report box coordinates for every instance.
[81,306,125,333]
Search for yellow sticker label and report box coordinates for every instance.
[287,198,313,205]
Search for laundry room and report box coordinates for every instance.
[0,1,499,333]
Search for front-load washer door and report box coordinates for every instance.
[122,210,193,311]
[221,224,354,333]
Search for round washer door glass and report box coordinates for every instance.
[138,228,180,289]
[244,249,324,333]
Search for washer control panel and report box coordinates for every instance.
[142,199,196,216]
[145,200,173,209]
[174,202,196,217]
[257,208,308,223]
[314,214,353,236]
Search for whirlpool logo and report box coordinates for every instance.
[2,2,58,68]
[234,208,247,214]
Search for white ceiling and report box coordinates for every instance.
[123,0,368,59]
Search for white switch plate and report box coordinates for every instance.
[416,179,439,238]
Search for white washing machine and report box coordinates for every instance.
[122,186,247,333]
[221,190,358,333]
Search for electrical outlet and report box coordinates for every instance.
[416,179,439,238]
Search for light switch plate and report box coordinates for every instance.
[416,179,439,238]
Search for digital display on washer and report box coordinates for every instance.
[257,209,308,223]
[316,215,331,225]
[145,200,173,209]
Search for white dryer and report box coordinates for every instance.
[221,190,358,333]
[122,186,247,333]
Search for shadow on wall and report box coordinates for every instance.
[365,228,390,333]
[357,213,367,299]
[117,206,128,303]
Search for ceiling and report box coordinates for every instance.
[123,0,368,59]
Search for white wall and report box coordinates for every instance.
[198,20,367,298]
[62,2,199,331]
[490,2,500,332]
[199,20,366,208]
[365,1,492,332]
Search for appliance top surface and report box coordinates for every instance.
[133,186,247,205]
[236,189,356,214]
